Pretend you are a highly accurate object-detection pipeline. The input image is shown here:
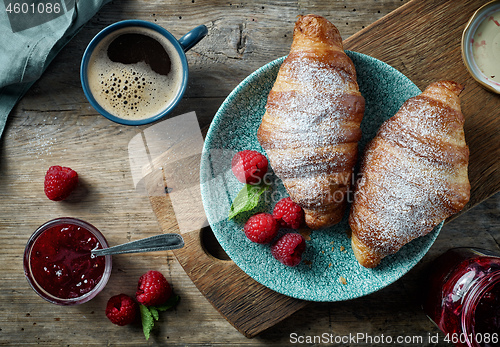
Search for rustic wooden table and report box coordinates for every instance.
[1,0,500,346]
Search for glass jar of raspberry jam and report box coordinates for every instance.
[24,218,112,305]
[422,248,500,347]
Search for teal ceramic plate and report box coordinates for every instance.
[200,51,442,302]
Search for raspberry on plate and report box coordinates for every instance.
[44,165,79,201]
[273,197,305,229]
[271,233,306,267]
[136,270,172,306]
[105,294,138,326]
[244,213,279,244]
[231,150,268,184]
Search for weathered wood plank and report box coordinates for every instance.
[2,0,499,346]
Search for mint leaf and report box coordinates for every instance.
[229,184,270,220]
[139,296,181,340]
[149,306,159,321]
[140,304,154,340]
[155,295,180,311]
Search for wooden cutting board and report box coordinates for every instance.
[147,0,500,338]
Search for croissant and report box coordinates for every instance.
[349,80,470,268]
[257,14,365,229]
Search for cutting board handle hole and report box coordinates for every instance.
[200,227,231,261]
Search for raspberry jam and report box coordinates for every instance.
[422,248,500,347]
[24,218,112,305]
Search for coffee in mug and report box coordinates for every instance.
[81,20,207,125]
[86,26,182,121]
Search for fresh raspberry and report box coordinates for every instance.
[271,233,306,267]
[273,197,305,229]
[231,150,268,184]
[44,165,78,201]
[244,213,279,244]
[105,294,138,326]
[136,270,172,306]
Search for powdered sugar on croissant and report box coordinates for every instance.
[257,14,365,229]
[349,80,470,268]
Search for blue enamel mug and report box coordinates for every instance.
[80,20,207,125]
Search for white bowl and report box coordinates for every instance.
[462,0,500,94]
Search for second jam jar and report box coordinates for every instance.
[422,248,500,347]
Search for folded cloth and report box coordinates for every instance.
[0,0,111,140]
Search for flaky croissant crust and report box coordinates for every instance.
[349,80,470,268]
[257,14,365,229]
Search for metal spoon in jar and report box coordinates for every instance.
[91,233,184,257]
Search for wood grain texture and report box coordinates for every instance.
[1,0,500,346]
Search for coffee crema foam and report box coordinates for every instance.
[87,27,183,121]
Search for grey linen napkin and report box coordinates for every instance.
[0,0,110,139]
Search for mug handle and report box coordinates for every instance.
[178,24,208,52]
